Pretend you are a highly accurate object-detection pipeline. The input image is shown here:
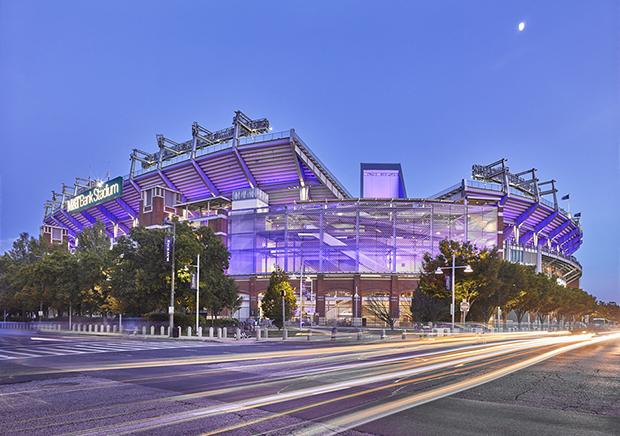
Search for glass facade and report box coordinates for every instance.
[228,201,498,275]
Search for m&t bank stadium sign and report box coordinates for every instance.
[65,177,123,213]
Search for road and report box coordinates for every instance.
[0,328,618,435]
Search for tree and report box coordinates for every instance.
[261,266,297,329]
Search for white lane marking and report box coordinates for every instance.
[30,337,69,342]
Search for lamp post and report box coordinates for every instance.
[167,221,177,337]
[435,253,473,330]
[190,254,200,333]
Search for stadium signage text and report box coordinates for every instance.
[65,177,123,213]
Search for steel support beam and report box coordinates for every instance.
[556,229,580,246]
[191,160,219,196]
[502,224,514,241]
[129,179,142,195]
[514,203,538,227]
[519,230,534,245]
[96,205,131,235]
[60,210,84,231]
[548,220,572,240]
[534,210,559,233]
[81,210,97,224]
[115,198,138,219]
[232,147,257,188]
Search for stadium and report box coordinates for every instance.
[41,111,583,327]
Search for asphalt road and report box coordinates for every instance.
[0,328,617,435]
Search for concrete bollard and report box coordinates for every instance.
[217,328,222,339]
[142,326,147,335]
[263,327,269,339]
[222,327,227,338]
[357,330,363,341]
[235,328,241,340]
[331,328,337,341]
[167,326,171,337]
[381,329,386,340]
[106,325,111,333]
[113,325,117,333]
[160,326,165,336]
[198,327,202,337]
[401,330,407,340]
[307,329,312,341]
[256,328,261,341]
[187,326,192,337]
[209,327,214,338]
[88,324,92,333]
[150,326,155,335]
[283,329,288,340]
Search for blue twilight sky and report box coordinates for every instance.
[0,1,618,301]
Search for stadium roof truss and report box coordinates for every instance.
[43,111,351,239]
[431,158,582,257]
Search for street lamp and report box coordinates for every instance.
[434,253,473,330]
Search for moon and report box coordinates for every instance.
[518,21,526,32]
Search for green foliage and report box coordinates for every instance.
[260,266,297,329]
[0,220,240,325]
[413,239,599,325]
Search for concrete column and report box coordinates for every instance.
[113,325,117,333]
[222,327,227,338]
[187,326,192,336]
[150,326,155,335]
[249,276,259,318]
[88,324,92,332]
[106,325,111,333]
[209,327,214,338]
[198,327,203,337]
[160,326,165,336]
[389,276,400,321]
[217,328,222,339]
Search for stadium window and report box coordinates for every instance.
[143,189,153,212]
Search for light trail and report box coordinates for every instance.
[66,334,595,435]
[297,332,620,435]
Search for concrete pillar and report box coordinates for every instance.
[235,328,241,340]
[113,325,117,333]
[142,326,147,335]
[222,327,227,338]
[106,325,110,333]
[389,276,400,321]
[177,326,181,337]
[263,327,269,339]
[357,330,363,341]
[381,329,386,340]
[167,326,171,336]
[256,328,261,341]
[209,327,214,338]
[316,274,326,325]
[283,329,288,340]
[307,329,312,341]
[187,326,192,337]
[88,324,92,332]
[150,326,155,335]
[160,326,165,336]
[198,327,202,337]
[217,328,222,339]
